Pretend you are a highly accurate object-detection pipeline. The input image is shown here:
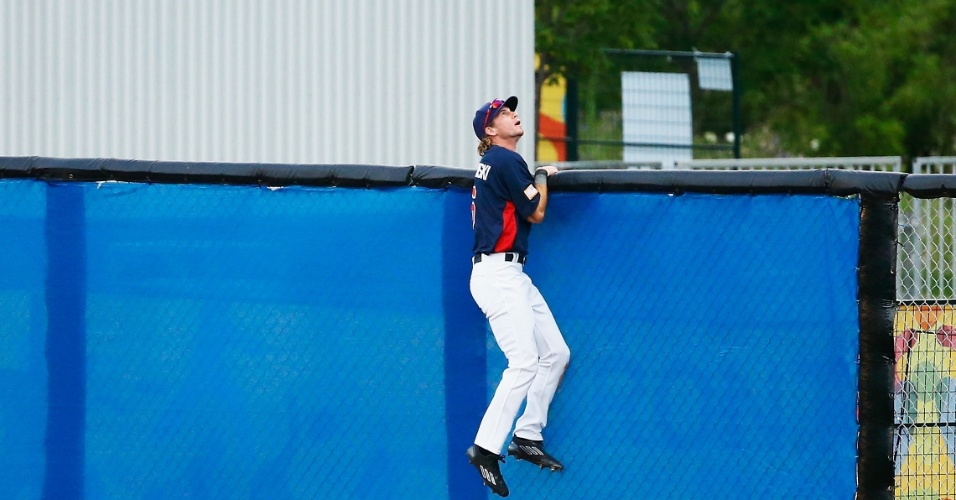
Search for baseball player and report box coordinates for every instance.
[465,96,571,497]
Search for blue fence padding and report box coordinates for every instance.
[441,189,492,500]
[80,183,449,499]
[45,182,88,499]
[0,180,48,500]
[0,180,861,499]
[495,192,860,499]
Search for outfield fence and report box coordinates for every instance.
[0,157,900,499]
[549,154,956,499]
[12,155,956,498]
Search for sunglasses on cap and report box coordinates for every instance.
[482,98,506,132]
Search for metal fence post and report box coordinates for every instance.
[731,52,741,159]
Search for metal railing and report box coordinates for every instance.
[542,156,903,171]
[913,157,956,175]
[674,156,902,171]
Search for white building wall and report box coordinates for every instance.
[0,0,535,169]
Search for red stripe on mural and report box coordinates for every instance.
[539,114,567,161]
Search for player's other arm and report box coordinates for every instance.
[526,166,558,224]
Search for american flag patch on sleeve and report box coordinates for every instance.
[523,184,538,200]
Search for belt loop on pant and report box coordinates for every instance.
[472,252,527,265]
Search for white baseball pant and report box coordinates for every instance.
[470,252,571,454]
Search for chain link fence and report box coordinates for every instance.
[900,157,956,300]
[897,156,956,499]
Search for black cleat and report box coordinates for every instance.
[467,445,509,497]
[507,436,564,471]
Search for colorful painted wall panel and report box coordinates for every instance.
[536,56,568,162]
[895,304,956,499]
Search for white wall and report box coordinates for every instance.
[0,0,535,169]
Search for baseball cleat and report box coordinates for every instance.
[467,445,509,497]
[507,435,564,471]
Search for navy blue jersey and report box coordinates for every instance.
[471,146,540,255]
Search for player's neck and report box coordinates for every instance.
[491,136,520,152]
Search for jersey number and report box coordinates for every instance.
[471,185,477,228]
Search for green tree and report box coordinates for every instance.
[536,0,956,159]
[534,0,656,149]
[807,0,956,157]
[666,0,956,158]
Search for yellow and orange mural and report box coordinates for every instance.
[895,304,956,499]
[536,56,568,163]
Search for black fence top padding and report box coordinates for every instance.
[827,170,905,198]
[549,168,904,196]
[901,174,956,199]
[0,156,907,196]
[410,165,475,189]
[0,157,414,188]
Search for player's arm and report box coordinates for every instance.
[527,166,558,224]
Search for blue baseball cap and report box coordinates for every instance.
[473,96,518,139]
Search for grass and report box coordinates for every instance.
[574,110,738,162]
